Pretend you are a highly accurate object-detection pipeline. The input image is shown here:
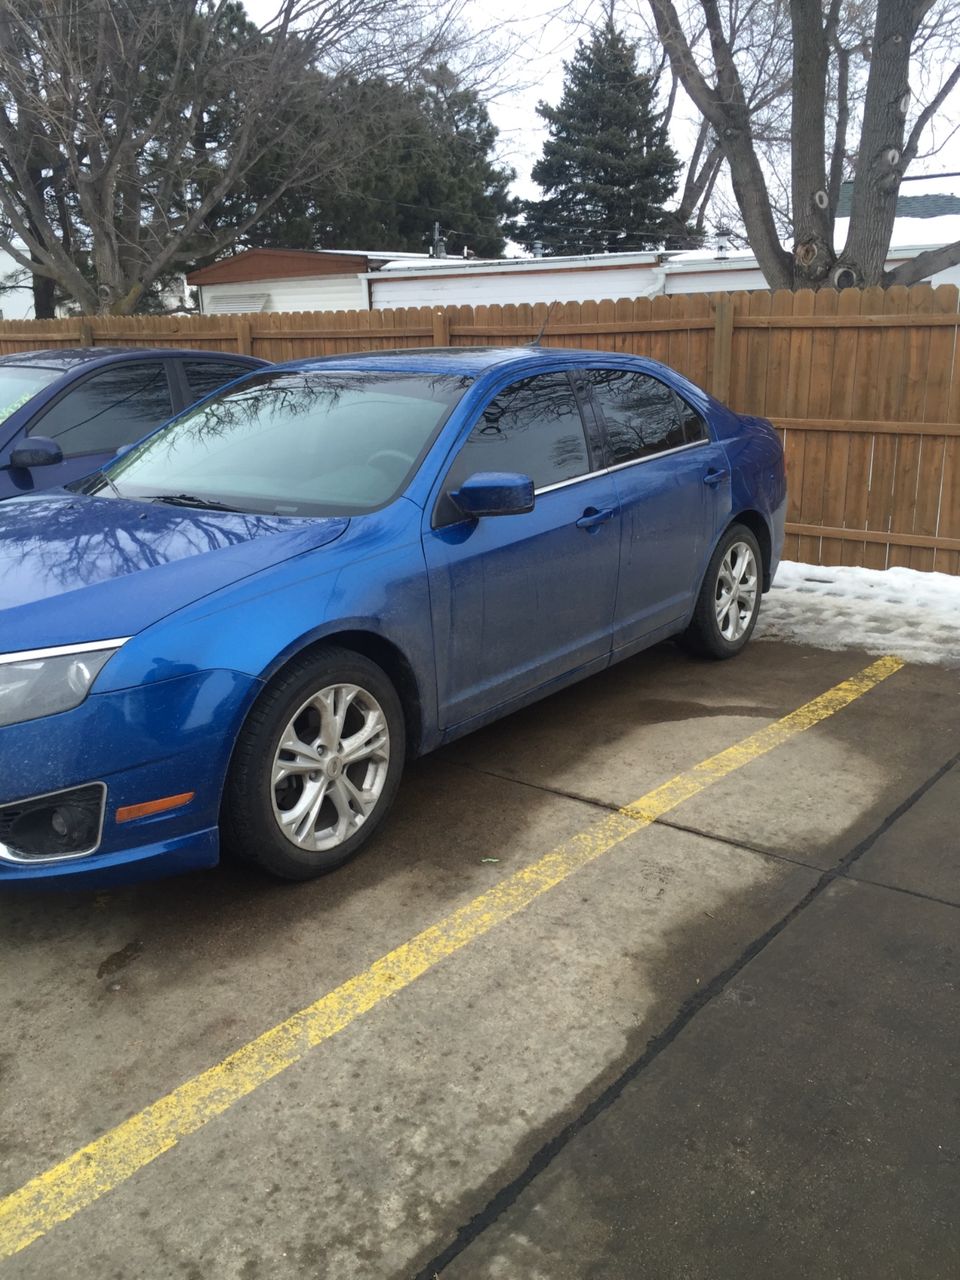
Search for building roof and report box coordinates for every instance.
[186,247,428,286]
[370,248,664,280]
[836,178,960,219]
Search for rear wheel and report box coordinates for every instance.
[680,524,762,659]
[223,646,405,880]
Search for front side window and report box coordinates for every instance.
[30,362,175,456]
[86,370,470,516]
[444,372,591,497]
[587,369,687,465]
[0,367,59,427]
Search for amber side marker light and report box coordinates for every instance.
[115,792,195,824]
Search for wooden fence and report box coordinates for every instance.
[1,284,958,574]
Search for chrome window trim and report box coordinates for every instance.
[534,468,608,496]
[605,439,709,474]
[533,440,710,495]
[0,638,130,666]
[0,781,107,865]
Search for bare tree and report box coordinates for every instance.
[647,0,960,287]
[0,0,495,314]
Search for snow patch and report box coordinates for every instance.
[756,561,960,667]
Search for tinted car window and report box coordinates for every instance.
[587,369,686,464]
[31,362,174,456]
[445,372,590,494]
[184,359,258,400]
[0,367,60,426]
[677,394,708,444]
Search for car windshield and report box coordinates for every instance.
[0,366,60,424]
[80,370,472,516]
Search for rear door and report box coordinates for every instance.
[584,366,730,647]
[13,359,177,491]
[423,370,620,728]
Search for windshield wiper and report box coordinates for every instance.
[148,493,246,513]
[95,469,124,500]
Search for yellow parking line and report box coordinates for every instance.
[0,655,904,1260]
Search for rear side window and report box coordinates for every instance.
[587,369,686,464]
[30,362,174,456]
[184,359,258,401]
[677,394,708,443]
[444,372,590,494]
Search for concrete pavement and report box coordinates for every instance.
[0,641,957,1278]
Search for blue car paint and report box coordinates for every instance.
[0,348,267,499]
[0,347,786,886]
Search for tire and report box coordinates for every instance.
[222,646,406,880]
[679,523,763,659]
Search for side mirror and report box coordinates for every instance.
[451,471,535,519]
[9,436,63,469]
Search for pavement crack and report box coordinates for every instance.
[440,759,628,814]
[411,742,960,1280]
[651,815,820,871]
[843,874,960,911]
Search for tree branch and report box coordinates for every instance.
[883,239,960,287]
[902,61,960,167]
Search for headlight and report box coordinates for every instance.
[0,641,125,728]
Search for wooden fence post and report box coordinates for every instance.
[432,308,450,347]
[235,316,252,355]
[712,295,733,403]
[79,318,93,347]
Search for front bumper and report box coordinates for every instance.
[0,668,260,886]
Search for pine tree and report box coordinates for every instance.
[523,20,680,255]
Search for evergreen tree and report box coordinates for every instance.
[523,21,680,255]
[218,67,520,260]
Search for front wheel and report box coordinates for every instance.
[680,524,763,659]
[222,646,405,880]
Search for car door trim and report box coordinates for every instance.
[604,439,710,474]
[535,440,709,495]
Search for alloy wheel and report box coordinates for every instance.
[714,541,759,642]
[270,683,390,852]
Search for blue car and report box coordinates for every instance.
[0,347,785,885]
[0,347,267,499]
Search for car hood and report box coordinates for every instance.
[0,491,348,652]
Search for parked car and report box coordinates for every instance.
[0,346,786,885]
[0,347,267,498]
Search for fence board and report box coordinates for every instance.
[0,285,956,574]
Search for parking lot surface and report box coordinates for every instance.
[1,640,958,1278]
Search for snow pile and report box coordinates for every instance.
[756,561,960,667]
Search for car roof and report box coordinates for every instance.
[0,348,266,372]
[284,346,628,378]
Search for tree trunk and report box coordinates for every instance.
[841,0,929,283]
[790,0,836,286]
[31,265,55,319]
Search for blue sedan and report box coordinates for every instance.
[0,347,266,499]
[0,347,785,885]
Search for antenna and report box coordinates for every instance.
[529,300,559,346]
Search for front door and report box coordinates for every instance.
[8,360,177,494]
[423,370,620,728]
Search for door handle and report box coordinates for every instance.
[576,506,616,529]
[703,468,729,486]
